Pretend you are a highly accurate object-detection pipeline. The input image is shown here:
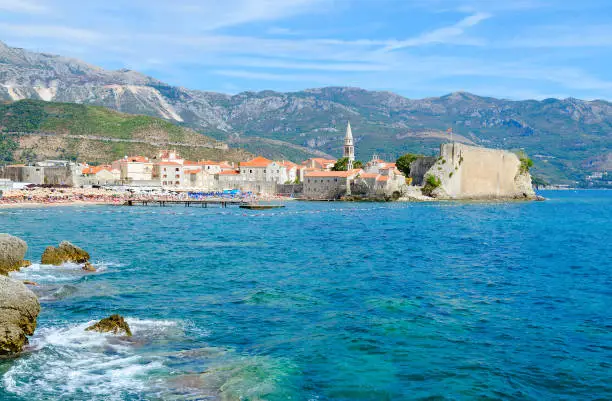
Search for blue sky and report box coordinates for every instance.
[1,0,612,100]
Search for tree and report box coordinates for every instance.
[332,157,363,171]
[396,153,422,176]
[0,135,18,163]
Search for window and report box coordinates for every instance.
[163,168,167,172]
[176,175,180,178]
[163,174,167,178]
[175,181,180,185]
[250,169,253,173]
[175,168,179,171]
[264,169,266,173]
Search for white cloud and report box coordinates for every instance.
[0,23,103,43]
[0,0,47,14]
[384,12,491,51]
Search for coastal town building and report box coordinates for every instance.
[81,165,120,185]
[303,169,362,199]
[112,156,154,182]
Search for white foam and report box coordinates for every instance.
[9,261,115,284]
[3,319,174,400]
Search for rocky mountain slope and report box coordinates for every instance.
[0,100,250,164]
[1,40,610,183]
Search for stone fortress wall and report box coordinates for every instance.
[426,143,535,200]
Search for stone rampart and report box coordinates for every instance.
[425,143,535,200]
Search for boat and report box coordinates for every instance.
[239,204,285,210]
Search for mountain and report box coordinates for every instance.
[0,99,251,164]
[1,40,611,184]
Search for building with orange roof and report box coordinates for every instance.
[112,155,154,182]
[303,169,363,199]
[81,164,120,185]
[238,156,273,182]
[301,158,336,170]
[266,160,298,184]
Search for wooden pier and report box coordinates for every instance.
[123,199,248,208]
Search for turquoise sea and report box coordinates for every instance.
[0,190,611,400]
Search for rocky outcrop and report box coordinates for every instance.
[82,262,96,272]
[85,314,132,336]
[424,143,537,200]
[0,275,40,356]
[41,241,90,265]
[0,234,28,275]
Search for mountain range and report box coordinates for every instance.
[1,40,611,184]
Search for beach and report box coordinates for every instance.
[0,187,289,208]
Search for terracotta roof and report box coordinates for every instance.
[184,169,201,174]
[360,173,379,179]
[123,156,149,163]
[277,160,298,168]
[82,165,114,175]
[183,160,201,166]
[376,176,389,182]
[218,170,240,175]
[240,156,272,167]
[158,161,182,166]
[219,162,233,169]
[305,169,361,178]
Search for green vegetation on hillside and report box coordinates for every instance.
[0,100,248,163]
[1,99,188,142]
[0,134,17,162]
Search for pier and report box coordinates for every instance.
[123,199,248,208]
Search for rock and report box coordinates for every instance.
[41,241,90,265]
[20,260,32,268]
[82,262,96,272]
[22,281,37,286]
[0,234,28,275]
[0,275,41,356]
[85,314,132,336]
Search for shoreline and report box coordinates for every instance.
[0,201,116,209]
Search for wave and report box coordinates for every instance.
[3,318,178,401]
[9,261,117,284]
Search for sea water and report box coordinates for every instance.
[0,190,610,400]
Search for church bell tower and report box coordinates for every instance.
[343,121,355,170]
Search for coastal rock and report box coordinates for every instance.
[0,234,28,275]
[41,241,90,265]
[0,275,41,356]
[423,143,537,200]
[20,260,32,268]
[82,262,96,272]
[85,314,132,336]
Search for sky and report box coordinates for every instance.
[1,0,612,100]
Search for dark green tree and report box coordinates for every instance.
[0,135,18,163]
[395,153,422,176]
[332,157,363,171]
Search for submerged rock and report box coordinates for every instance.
[85,314,132,336]
[41,241,90,265]
[82,262,96,272]
[0,234,28,275]
[22,281,37,286]
[0,275,41,356]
